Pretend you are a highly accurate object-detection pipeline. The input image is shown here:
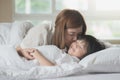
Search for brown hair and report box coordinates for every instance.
[52,9,87,49]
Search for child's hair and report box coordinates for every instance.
[78,35,105,59]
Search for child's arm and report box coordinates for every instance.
[31,49,55,66]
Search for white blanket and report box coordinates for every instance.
[0,45,120,79]
[0,45,82,79]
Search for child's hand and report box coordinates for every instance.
[30,49,42,59]
[29,48,55,66]
[19,48,35,60]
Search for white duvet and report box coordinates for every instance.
[0,45,120,79]
[0,45,82,79]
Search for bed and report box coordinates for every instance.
[0,22,120,80]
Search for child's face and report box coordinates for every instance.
[68,40,88,59]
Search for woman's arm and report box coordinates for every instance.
[31,49,55,66]
[16,46,34,60]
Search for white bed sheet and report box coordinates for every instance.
[0,73,120,80]
[44,73,120,80]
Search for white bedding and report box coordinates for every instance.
[1,22,120,80]
[0,45,120,80]
[0,22,33,47]
[0,73,120,80]
[0,23,11,45]
[44,73,120,80]
[0,45,83,79]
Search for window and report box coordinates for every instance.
[96,0,120,11]
[15,0,51,14]
[87,20,120,39]
[14,0,120,40]
[56,0,88,11]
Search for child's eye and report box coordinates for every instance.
[79,45,84,49]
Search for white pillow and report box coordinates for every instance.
[20,21,54,48]
[0,23,12,45]
[79,47,120,72]
[9,21,33,47]
[99,40,113,48]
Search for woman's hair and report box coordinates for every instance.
[78,35,105,59]
[52,9,87,49]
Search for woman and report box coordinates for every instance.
[52,9,86,50]
[17,9,87,60]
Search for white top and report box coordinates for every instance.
[32,45,80,65]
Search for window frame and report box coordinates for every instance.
[12,0,120,42]
[13,0,120,21]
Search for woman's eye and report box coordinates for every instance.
[69,33,74,36]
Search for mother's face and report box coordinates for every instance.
[64,27,83,48]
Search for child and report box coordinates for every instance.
[28,35,105,66]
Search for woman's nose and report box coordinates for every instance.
[73,36,77,41]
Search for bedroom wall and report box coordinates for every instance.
[0,0,12,22]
